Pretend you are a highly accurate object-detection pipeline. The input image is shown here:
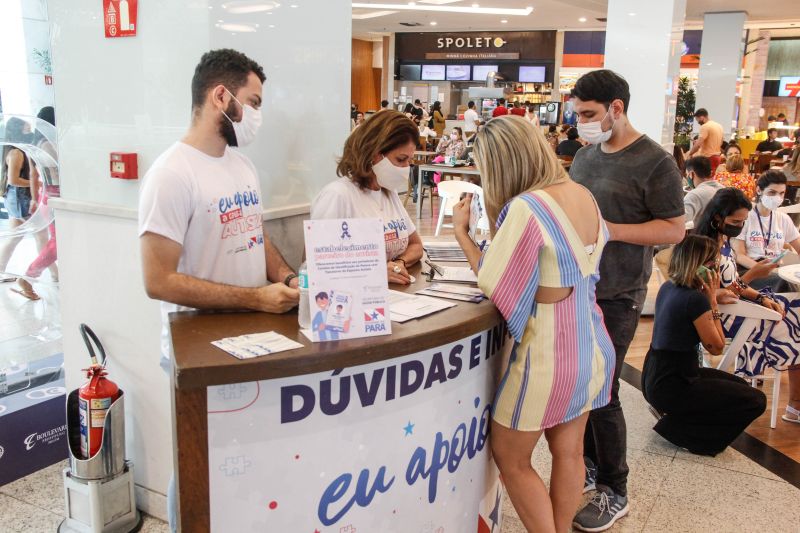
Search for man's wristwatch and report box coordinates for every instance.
[283,273,298,287]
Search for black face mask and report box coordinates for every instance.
[721,223,744,239]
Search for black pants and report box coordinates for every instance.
[642,348,766,456]
[583,299,640,496]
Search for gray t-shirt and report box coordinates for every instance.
[684,180,723,229]
[570,135,685,305]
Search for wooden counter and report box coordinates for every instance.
[170,264,506,532]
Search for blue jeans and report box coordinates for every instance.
[5,186,31,219]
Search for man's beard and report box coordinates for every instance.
[219,100,239,147]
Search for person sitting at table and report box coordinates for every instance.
[732,170,800,292]
[756,128,784,154]
[684,156,723,229]
[715,154,755,200]
[642,235,766,456]
[451,115,615,533]
[545,124,559,152]
[715,143,741,175]
[403,103,414,120]
[556,127,582,158]
[784,146,800,181]
[696,188,800,425]
[311,110,423,286]
[431,128,466,183]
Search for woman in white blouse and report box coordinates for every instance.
[312,110,423,285]
[732,170,800,292]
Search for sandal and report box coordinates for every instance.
[781,405,800,424]
[0,275,17,283]
[9,286,40,301]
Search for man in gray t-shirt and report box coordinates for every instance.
[569,70,685,533]
[683,155,723,229]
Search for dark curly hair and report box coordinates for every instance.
[570,69,630,112]
[191,49,265,112]
[696,188,752,241]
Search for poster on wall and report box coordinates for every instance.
[303,218,390,342]
[779,76,800,98]
[103,0,138,38]
[207,327,507,532]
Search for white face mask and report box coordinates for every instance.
[577,109,614,145]
[221,88,263,147]
[372,156,409,191]
[761,194,784,211]
[450,133,458,140]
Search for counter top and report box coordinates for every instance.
[170,264,501,389]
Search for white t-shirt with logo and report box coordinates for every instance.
[734,208,800,259]
[138,142,267,362]
[463,109,480,133]
[311,177,416,261]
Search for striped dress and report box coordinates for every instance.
[478,190,615,431]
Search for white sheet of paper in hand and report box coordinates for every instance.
[437,266,478,283]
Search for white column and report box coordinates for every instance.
[604,0,687,147]
[741,30,770,132]
[605,0,686,145]
[551,30,564,102]
[695,12,747,138]
[386,33,397,108]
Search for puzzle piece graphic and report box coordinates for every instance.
[219,455,251,476]
[339,525,357,533]
[217,384,248,400]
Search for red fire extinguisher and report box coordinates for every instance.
[77,324,120,459]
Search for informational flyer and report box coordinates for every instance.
[304,218,391,342]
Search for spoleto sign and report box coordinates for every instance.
[436,36,507,49]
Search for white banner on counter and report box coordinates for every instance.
[207,326,508,533]
[304,217,391,342]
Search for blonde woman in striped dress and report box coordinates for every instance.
[453,116,615,533]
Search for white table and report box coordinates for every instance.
[414,164,481,219]
[777,264,800,286]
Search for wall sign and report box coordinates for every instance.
[207,327,507,532]
[103,0,138,38]
[396,31,556,62]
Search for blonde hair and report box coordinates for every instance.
[668,235,718,288]
[473,115,568,230]
[726,154,744,173]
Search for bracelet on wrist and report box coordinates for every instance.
[283,273,298,287]
[395,258,406,266]
[711,310,723,321]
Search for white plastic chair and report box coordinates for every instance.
[777,204,800,215]
[434,181,488,236]
[710,300,783,428]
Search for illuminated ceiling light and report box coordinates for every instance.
[352,9,398,19]
[408,1,416,5]
[472,3,479,7]
[628,12,636,16]
[217,23,258,32]
[290,3,298,6]
[578,17,587,22]
[430,21,437,25]
[500,19,507,23]
[222,1,280,14]
[351,3,533,15]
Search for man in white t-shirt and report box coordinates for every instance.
[463,100,480,139]
[138,49,300,531]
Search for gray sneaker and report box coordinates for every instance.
[573,485,629,532]
[583,457,598,494]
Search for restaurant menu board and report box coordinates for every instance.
[472,65,498,81]
[303,218,391,342]
[446,64,471,81]
[778,76,800,97]
[519,65,546,83]
[421,64,446,81]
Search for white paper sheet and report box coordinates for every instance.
[211,332,304,360]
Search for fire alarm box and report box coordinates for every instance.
[110,152,138,180]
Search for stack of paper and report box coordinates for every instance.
[212,332,304,360]
[388,290,456,323]
[423,242,468,263]
[416,283,485,303]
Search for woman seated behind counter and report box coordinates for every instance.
[311,110,423,286]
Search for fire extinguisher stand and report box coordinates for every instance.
[59,326,141,533]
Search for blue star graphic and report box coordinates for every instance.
[403,421,415,436]
[371,311,380,320]
[488,488,501,531]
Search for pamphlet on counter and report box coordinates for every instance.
[304,218,391,342]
